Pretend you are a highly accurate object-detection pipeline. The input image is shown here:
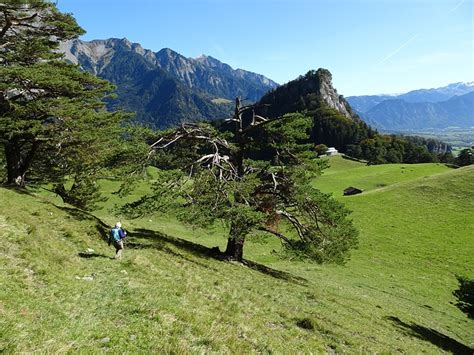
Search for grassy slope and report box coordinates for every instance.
[308,157,474,350]
[313,155,451,196]
[1,158,473,352]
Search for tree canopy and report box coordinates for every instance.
[0,0,141,208]
[123,99,358,263]
[455,148,473,167]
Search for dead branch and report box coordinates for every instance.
[271,172,278,191]
[276,209,307,242]
[258,226,291,243]
[242,115,285,134]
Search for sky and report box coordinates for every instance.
[57,0,474,96]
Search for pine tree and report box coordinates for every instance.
[455,148,473,167]
[124,99,358,263]
[0,0,136,200]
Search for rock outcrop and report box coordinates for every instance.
[313,68,356,120]
[258,68,360,121]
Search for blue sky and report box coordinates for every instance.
[57,0,473,96]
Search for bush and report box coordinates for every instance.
[453,276,474,318]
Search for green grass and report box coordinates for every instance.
[314,155,451,196]
[1,159,473,352]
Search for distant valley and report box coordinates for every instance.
[347,82,474,132]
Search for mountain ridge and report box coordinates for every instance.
[60,38,278,101]
[347,82,474,131]
[362,91,474,130]
[59,38,278,128]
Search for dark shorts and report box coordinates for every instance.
[114,240,124,251]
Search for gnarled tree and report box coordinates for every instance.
[125,99,358,263]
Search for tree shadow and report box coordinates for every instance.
[241,259,307,286]
[129,228,308,285]
[55,205,110,241]
[78,252,111,259]
[126,239,218,271]
[453,276,474,319]
[34,197,308,286]
[129,228,222,258]
[386,316,473,354]
[1,185,33,194]
[5,188,111,242]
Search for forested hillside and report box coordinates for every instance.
[254,70,451,164]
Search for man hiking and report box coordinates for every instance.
[109,222,127,259]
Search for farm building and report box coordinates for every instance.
[325,147,338,156]
[343,186,363,196]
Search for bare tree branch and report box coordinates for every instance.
[0,11,12,39]
[258,227,291,243]
[271,172,278,191]
[242,115,285,134]
[276,209,308,242]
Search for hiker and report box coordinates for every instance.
[109,222,127,259]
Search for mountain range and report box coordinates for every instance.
[346,82,474,131]
[60,38,278,128]
[60,38,473,133]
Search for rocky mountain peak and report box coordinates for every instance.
[119,37,132,47]
[156,47,179,57]
[313,68,354,119]
[257,68,359,121]
[60,39,277,101]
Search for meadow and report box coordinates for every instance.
[1,156,473,352]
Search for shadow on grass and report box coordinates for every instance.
[0,185,33,194]
[129,228,308,286]
[126,239,218,271]
[78,252,111,259]
[34,195,308,286]
[5,188,111,242]
[55,206,110,241]
[241,259,307,286]
[386,316,473,354]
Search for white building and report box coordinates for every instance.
[325,147,338,156]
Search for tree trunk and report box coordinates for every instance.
[224,98,247,261]
[224,235,245,261]
[224,221,245,261]
[4,139,38,187]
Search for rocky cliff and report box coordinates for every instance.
[312,69,356,120]
[258,68,359,121]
